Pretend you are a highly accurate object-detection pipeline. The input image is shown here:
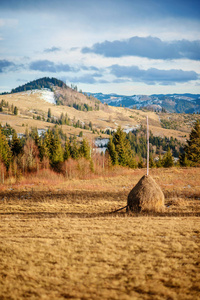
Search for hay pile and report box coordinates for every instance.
[127,175,165,213]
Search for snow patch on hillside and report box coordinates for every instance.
[39,89,56,104]
[22,89,56,104]
[123,125,140,133]
[95,138,109,147]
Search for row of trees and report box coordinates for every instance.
[107,121,200,168]
[10,77,67,94]
[56,98,100,112]
[126,126,183,158]
[0,120,199,182]
[33,109,97,134]
[3,128,91,171]
[0,100,18,115]
[107,127,175,168]
[0,125,96,182]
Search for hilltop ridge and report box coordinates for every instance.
[3,77,102,112]
[10,77,67,94]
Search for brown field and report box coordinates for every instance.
[0,167,200,300]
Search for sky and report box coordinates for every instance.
[0,0,200,95]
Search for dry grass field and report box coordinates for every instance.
[0,167,200,300]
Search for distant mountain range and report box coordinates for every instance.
[1,77,200,114]
[87,92,200,114]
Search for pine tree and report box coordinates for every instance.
[149,153,156,168]
[79,138,90,160]
[89,121,93,130]
[184,120,200,165]
[43,130,52,159]
[11,132,23,157]
[38,139,47,162]
[162,147,174,168]
[48,108,51,118]
[34,130,40,146]
[107,137,118,165]
[138,156,144,168]
[0,129,12,170]
[13,106,18,115]
[51,131,63,167]
[179,152,191,167]
[44,129,63,167]
[71,139,79,160]
[64,140,71,160]
[112,127,135,167]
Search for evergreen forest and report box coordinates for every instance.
[10,77,67,94]
[0,121,199,182]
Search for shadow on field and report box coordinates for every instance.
[1,211,200,218]
[0,190,128,202]
[0,189,199,201]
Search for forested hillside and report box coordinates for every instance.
[10,77,67,93]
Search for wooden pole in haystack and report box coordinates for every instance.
[125,115,165,214]
[147,116,149,176]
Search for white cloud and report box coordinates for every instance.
[0,0,200,94]
[0,18,18,27]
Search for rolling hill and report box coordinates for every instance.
[4,77,102,112]
[0,77,200,145]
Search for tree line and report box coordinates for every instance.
[107,127,175,168]
[0,120,199,182]
[10,77,67,94]
[126,126,184,158]
[107,121,200,168]
[0,125,92,175]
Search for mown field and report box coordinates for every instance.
[0,168,200,300]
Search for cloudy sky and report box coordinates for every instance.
[0,0,200,95]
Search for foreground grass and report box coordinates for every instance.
[0,168,200,300]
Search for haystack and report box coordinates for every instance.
[127,175,165,213]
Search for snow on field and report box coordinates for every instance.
[95,138,109,147]
[39,89,56,104]
[94,138,109,154]
[38,129,47,137]
[123,125,140,133]
[22,89,56,104]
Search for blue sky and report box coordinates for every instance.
[0,0,200,95]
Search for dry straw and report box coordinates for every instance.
[127,175,165,213]
[126,116,165,214]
